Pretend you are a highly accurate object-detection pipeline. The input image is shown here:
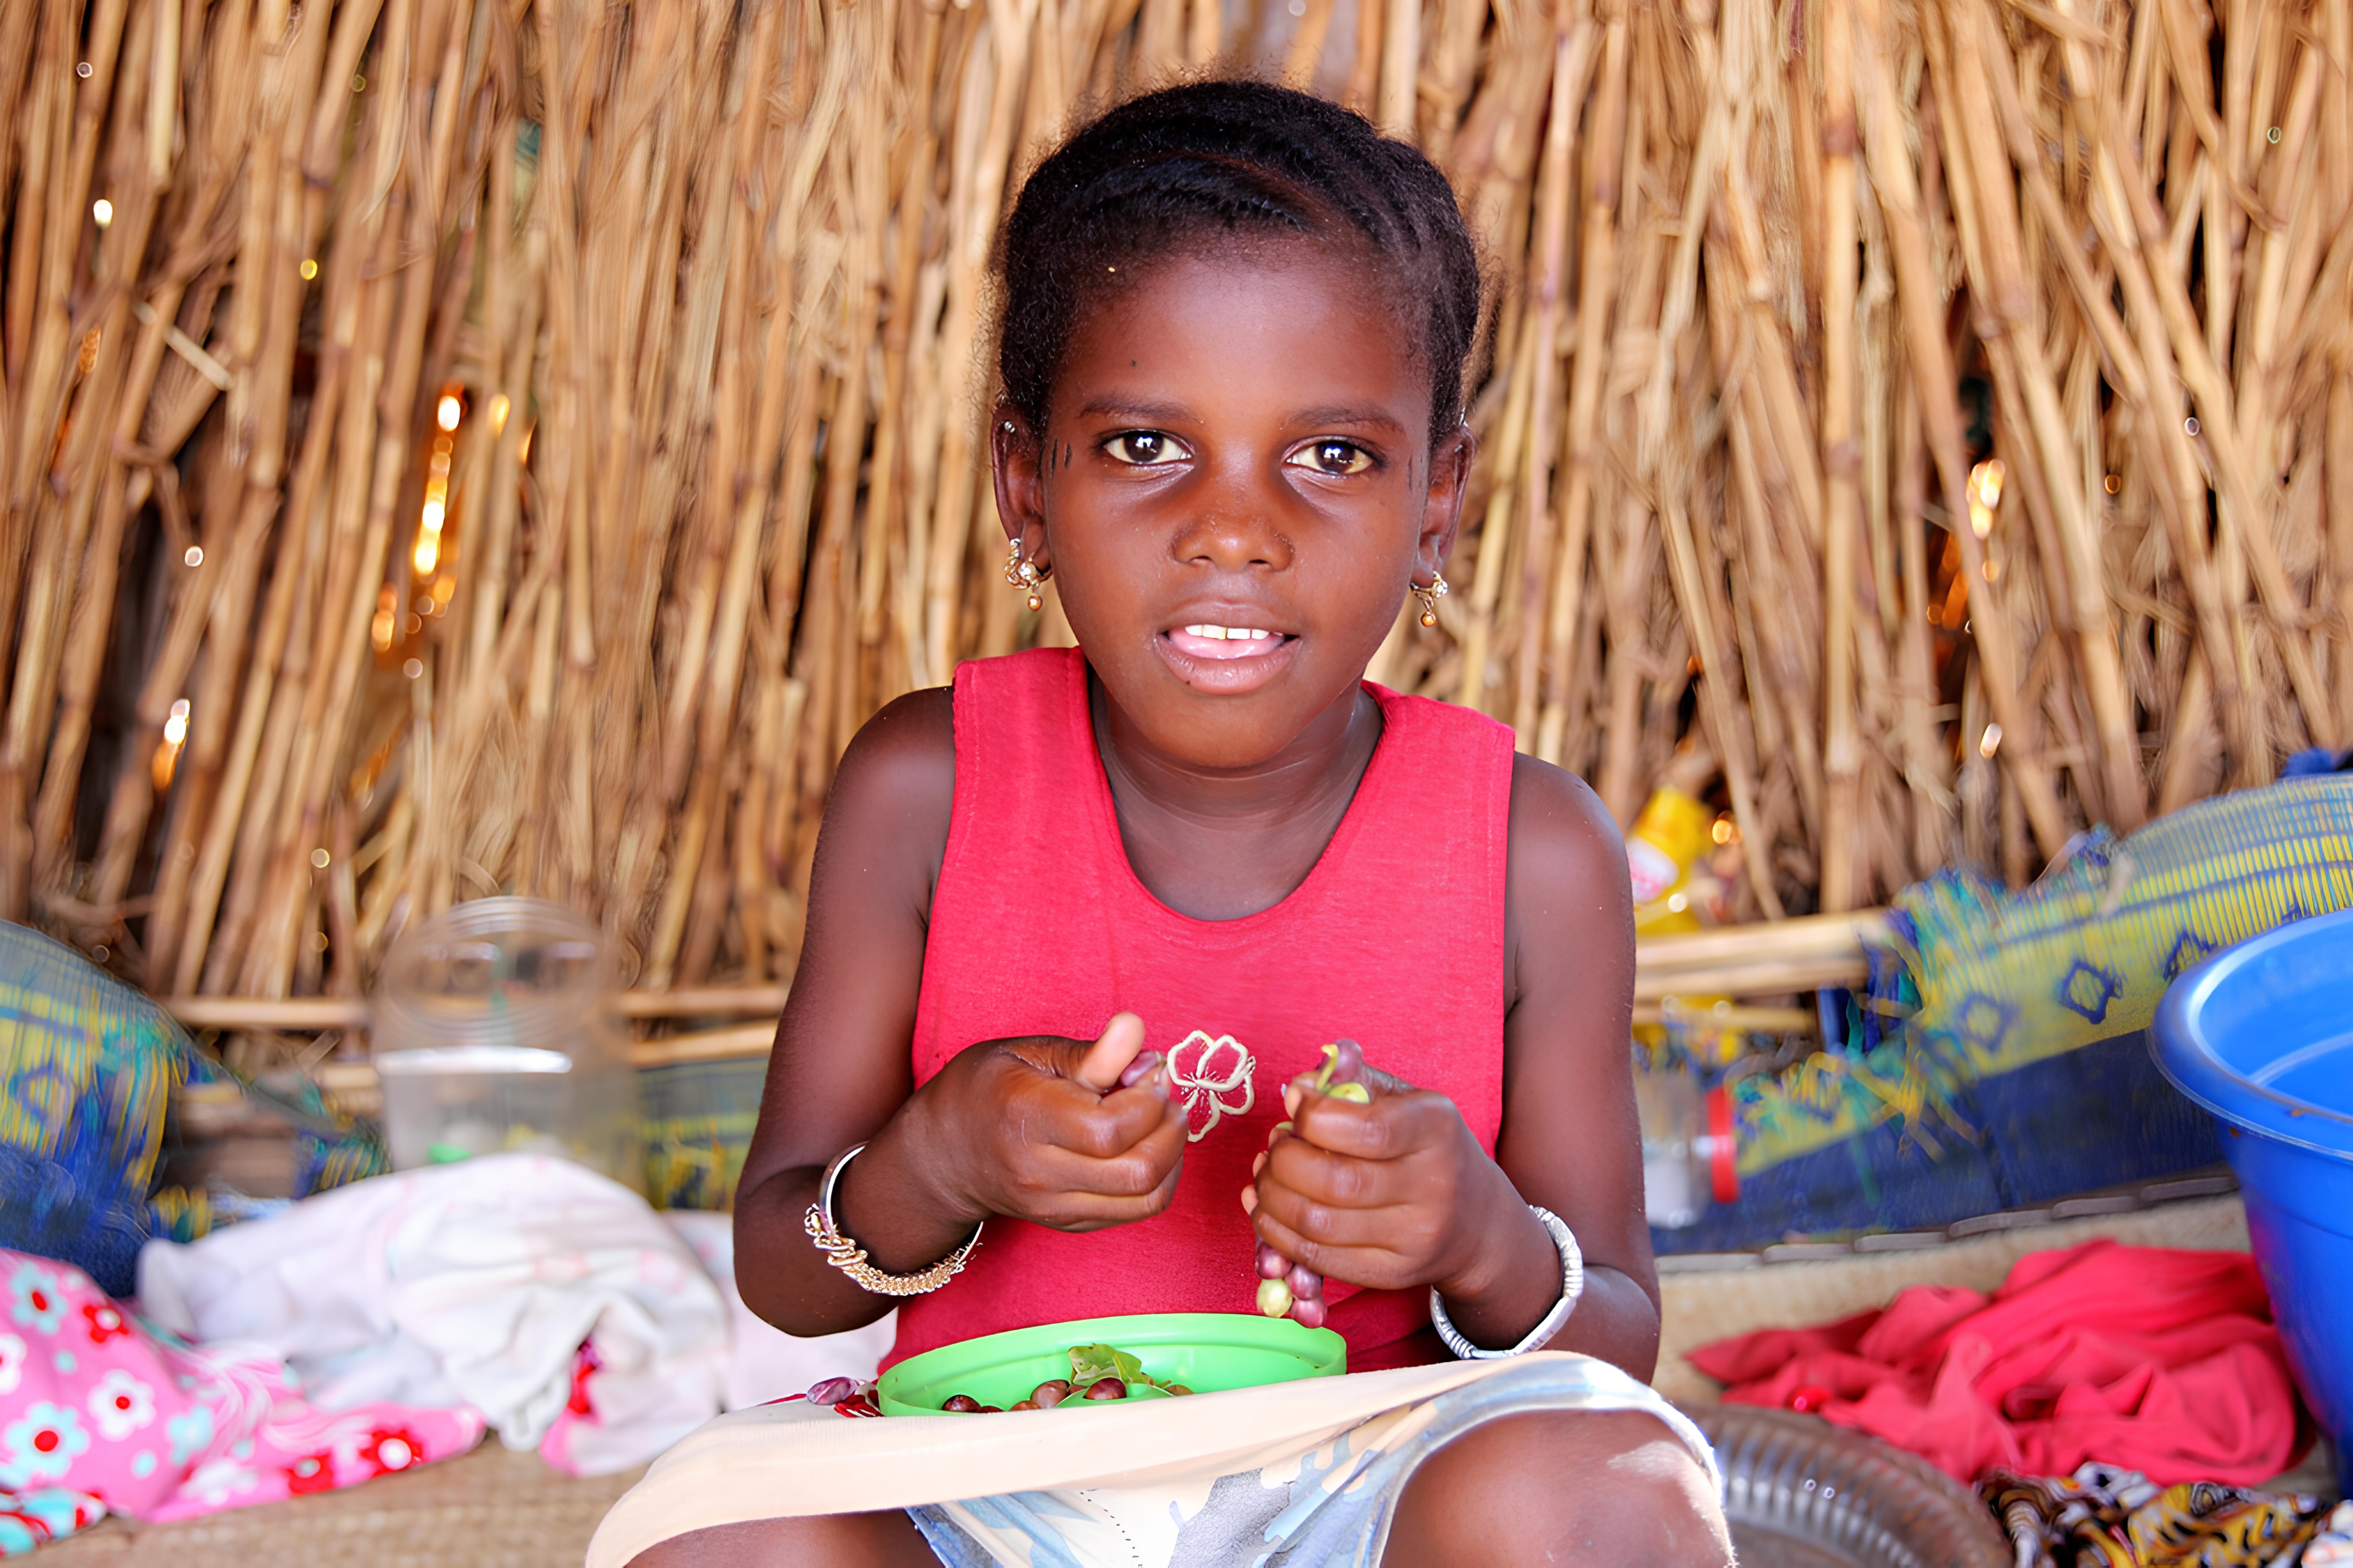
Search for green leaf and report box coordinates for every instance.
[1067,1343,1145,1386]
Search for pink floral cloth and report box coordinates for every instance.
[0,1250,480,1552]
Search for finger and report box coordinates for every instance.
[1250,1205,1415,1288]
[1072,1011,1148,1092]
[1017,1122,1183,1206]
[1031,1074,1186,1159]
[1252,1158,1430,1253]
[1291,1089,1450,1160]
[1054,1082,1188,1168]
[1032,1176,1182,1231]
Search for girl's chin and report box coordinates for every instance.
[1150,631,1298,695]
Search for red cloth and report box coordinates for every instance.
[890,647,1515,1371]
[1688,1240,2306,1485]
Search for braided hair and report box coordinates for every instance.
[995,80,1486,451]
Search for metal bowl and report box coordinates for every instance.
[1686,1404,2009,1568]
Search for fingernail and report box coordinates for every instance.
[1251,1151,1267,1178]
[1240,1185,1258,1214]
[1283,1084,1302,1118]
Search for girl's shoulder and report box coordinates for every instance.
[1502,752,1635,1009]
[818,686,957,906]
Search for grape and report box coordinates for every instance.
[979,1405,1004,1413]
[1030,1379,1072,1409]
[805,1377,859,1406]
[1010,1400,1038,1411]
[942,1394,981,1413]
[1246,1041,1375,1328]
[1083,1377,1127,1400]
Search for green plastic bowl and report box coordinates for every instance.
[877,1312,1348,1416]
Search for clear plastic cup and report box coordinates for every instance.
[372,898,642,1190]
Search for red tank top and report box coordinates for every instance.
[891,647,1515,1372]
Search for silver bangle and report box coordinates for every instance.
[1429,1204,1585,1359]
[803,1142,984,1297]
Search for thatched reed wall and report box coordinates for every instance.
[1,0,2346,1008]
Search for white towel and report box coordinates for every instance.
[136,1154,728,1473]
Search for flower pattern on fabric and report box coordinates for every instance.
[0,1247,480,1538]
[0,1404,90,1487]
[179,1458,259,1509]
[85,1373,153,1441]
[78,1305,130,1345]
[164,1405,214,1468]
[283,1452,336,1496]
[5,1269,61,1338]
[1166,1032,1256,1142]
[356,1428,422,1479]
[0,1489,102,1554]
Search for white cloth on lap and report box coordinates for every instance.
[586,1350,1721,1567]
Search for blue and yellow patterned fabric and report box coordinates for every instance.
[1657,776,2353,1251]
[0,924,188,1295]
[0,923,387,1289]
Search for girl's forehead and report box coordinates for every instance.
[1051,246,1431,428]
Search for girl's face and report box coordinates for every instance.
[993,244,1471,772]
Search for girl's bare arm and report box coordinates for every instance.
[729,689,1185,1338]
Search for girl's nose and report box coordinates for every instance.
[1173,464,1294,572]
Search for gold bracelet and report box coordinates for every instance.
[803,1142,983,1297]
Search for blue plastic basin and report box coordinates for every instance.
[2154,906,2353,1494]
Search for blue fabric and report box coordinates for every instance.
[1655,777,2353,1254]
[0,925,187,1296]
[2281,747,2352,777]
[0,923,385,1286]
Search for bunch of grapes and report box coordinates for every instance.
[1252,1040,1369,1329]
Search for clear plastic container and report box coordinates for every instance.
[371,898,642,1191]
[1637,1065,1709,1229]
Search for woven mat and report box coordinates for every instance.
[40,1443,644,1568]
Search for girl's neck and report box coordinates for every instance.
[1087,670,1385,922]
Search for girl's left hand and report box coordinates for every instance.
[1243,1061,1525,1299]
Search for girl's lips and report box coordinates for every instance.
[1153,628,1298,694]
[1165,626,1287,661]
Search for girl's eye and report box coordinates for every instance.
[1103,431,1189,466]
[1291,440,1373,476]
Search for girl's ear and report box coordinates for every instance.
[989,408,1051,571]
[1414,422,1476,579]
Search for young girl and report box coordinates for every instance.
[603,82,1730,1568]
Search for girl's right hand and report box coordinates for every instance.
[891,1012,1188,1233]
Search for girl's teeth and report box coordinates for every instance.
[1181,625,1271,640]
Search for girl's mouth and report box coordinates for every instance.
[1165,624,1287,661]
[1155,624,1298,694]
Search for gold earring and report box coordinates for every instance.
[1412,571,1449,628]
[1004,536,1050,612]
